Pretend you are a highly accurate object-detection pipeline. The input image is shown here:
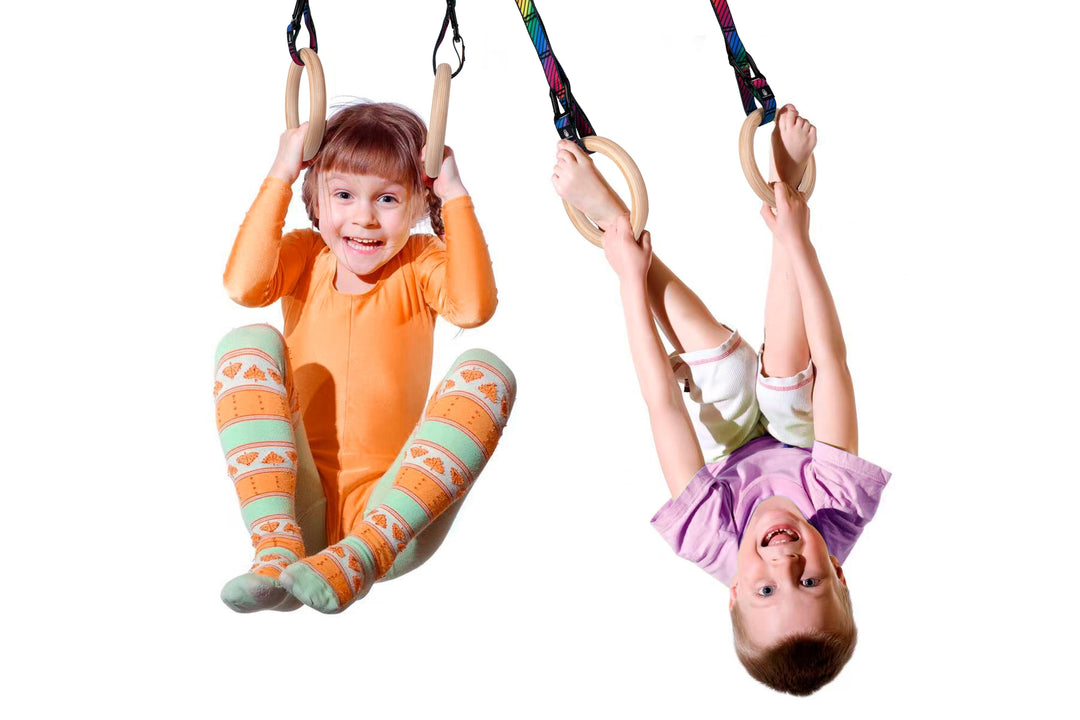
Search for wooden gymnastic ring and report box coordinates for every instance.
[285,47,327,162]
[563,136,649,248]
[738,108,816,207]
[425,63,452,178]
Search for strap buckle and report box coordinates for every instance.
[432,0,466,77]
[728,51,775,123]
[287,0,318,66]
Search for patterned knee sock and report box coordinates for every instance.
[214,326,306,612]
[281,350,515,613]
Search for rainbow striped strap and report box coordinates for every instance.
[708,0,776,124]
[514,0,597,145]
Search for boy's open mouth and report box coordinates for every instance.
[761,525,800,547]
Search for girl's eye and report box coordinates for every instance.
[756,586,775,597]
[334,191,352,200]
[801,578,820,588]
[378,194,398,204]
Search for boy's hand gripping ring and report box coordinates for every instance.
[739,108,816,207]
[564,136,649,248]
[285,47,327,162]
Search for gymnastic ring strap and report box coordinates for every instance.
[287,0,318,66]
[432,0,465,78]
[738,109,816,206]
[514,0,596,149]
[562,136,649,248]
[707,0,776,125]
[285,47,327,162]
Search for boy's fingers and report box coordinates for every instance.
[760,202,776,230]
[560,139,588,162]
[773,181,792,210]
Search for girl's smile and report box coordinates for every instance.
[318,172,422,292]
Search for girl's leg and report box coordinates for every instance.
[280,349,516,613]
[358,429,466,584]
[214,324,309,613]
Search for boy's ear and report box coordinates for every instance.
[830,556,847,586]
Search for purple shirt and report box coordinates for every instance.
[651,436,891,586]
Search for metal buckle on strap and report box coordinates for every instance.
[287,0,318,66]
[432,0,466,77]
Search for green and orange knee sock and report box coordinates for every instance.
[214,325,306,612]
[280,349,516,613]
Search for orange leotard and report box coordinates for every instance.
[224,176,497,543]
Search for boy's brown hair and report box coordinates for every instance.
[730,584,857,695]
[301,101,444,235]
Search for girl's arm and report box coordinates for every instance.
[418,147,498,327]
[606,217,705,499]
[761,183,858,455]
[223,125,314,307]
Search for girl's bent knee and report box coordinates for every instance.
[451,348,516,399]
[215,324,288,367]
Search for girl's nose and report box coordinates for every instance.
[353,202,378,227]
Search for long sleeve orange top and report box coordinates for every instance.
[224,176,497,542]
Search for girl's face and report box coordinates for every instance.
[317,171,422,289]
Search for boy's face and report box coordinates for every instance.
[317,172,422,280]
[731,497,850,646]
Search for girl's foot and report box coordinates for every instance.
[221,572,302,613]
[551,139,627,230]
[770,104,817,187]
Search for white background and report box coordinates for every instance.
[4,1,1077,716]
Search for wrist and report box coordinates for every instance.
[778,229,811,249]
[269,164,298,184]
[437,181,469,202]
[618,274,649,297]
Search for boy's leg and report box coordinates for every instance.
[214,324,309,613]
[280,349,516,613]
[761,104,814,378]
[646,254,732,354]
[551,138,732,354]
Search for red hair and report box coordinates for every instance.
[301,101,443,235]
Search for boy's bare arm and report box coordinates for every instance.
[761,184,858,455]
[607,218,706,498]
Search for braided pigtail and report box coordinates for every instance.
[425,185,445,237]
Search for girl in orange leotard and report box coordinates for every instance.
[214,101,515,614]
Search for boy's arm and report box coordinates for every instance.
[762,183,858,455]
[607,218,705,498]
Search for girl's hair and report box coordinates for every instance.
[301,101,444,235]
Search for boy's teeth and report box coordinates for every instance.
[762,528,800,546]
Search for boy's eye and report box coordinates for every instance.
[801,578,820,588]
[756,586,775,597]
